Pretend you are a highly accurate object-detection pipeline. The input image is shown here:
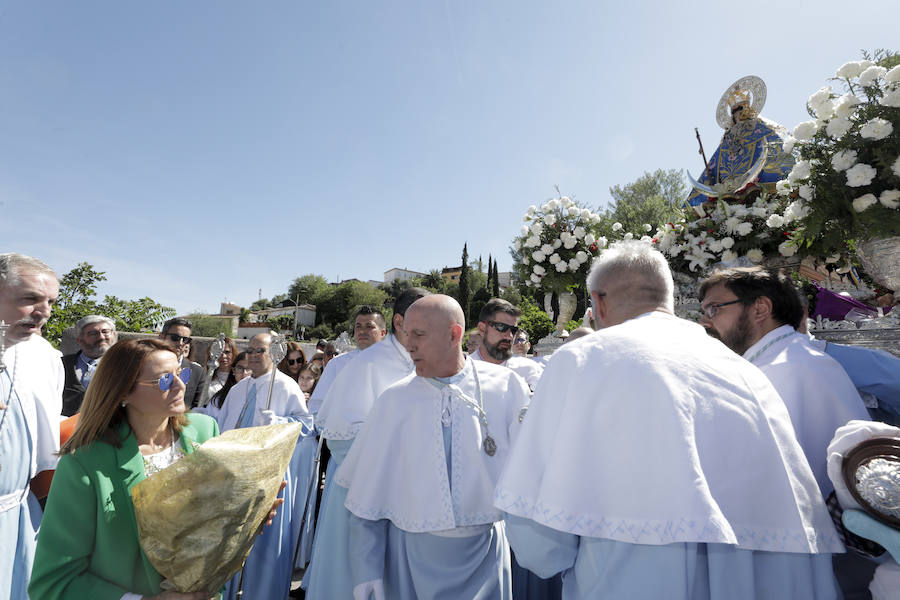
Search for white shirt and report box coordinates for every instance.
[218,368,313,432]
[743,325,870,495]
[495,312,843,554]
[317,334,414,440]
[308,349,358,415]
[471,347,543,391]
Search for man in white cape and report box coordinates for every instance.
[218,332,315,600]
[337,294,530,599]
[303,288,429,598]
[470,298,543,391]
[494,241,844,600]
[0,253,63,600]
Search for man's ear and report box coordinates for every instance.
[393,314,403,332]
[477,321,486,336]
[749,295,774,323]
[450,323,463,345]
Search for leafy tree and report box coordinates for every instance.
[250,298,271,311]
[288,274,331,306]
[605,169,686,234]
[308,323,333,341]
[186,314,234,338]
[420,270,447,294]
[99,296,174,333]
[458,243,470,314]
[316,280,388,334]
[269,314,295,333]
[468,287,492,326]
[500,286,521,306]
[515,296,554,344]
[487,254,493,288]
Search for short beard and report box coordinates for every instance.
[709,307,755,356]
[484,339,512,362]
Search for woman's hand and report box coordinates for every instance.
[260,480,287,532]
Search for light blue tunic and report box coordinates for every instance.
[303,438,355,598]
[505,514,840,600]
[0,370,37,600]
[823,341,900,425]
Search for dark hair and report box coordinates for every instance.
[392,287,431,331]
[278,341,307,382]
[699,267,804,329]
[209,351,248,409]
[161,317,193,335]
[61,338,188,453]
[298,362,322,395]
[354,305,386,329]
[478,298,521,324]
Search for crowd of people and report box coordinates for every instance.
[1,248,899,600]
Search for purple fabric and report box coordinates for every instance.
[812,286,891,321]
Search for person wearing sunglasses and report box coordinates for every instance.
[471,298,543,392]
[158,318,208,411]
[277,341,307,383]
[29,338,221,600]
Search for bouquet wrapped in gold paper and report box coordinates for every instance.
[131,422,303,593]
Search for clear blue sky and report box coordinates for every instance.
[2,1,897,315]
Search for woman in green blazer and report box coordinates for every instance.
[29,338,216,600]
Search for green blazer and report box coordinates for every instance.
[29,413,219,600]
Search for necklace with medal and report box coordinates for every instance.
[459,362,496,457]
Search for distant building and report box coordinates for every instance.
[247,299,316,327]
[498,271,512,289]
[441,266,463,283]
[384,267,426,283]
[219,302,242,316]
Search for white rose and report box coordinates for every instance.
[530,222,543,235]
[880,89,900,108]
[552,238,562,249]
[815,100,836,120]
[612,222,622,231]
[858,65,887,87]
[792,120,819,141]
[852,193,878,212]
[533,265,545,275]
[807,86,832,112]
[707,239,723,253]
[766,214,785,228]
[549,253,561,264]
[721,236,735,249]
[547,199,559,210]
[555,261,568,273]
[859,60,876,70]
[724,217,740,234]
[736,222,753,236]
[541,203,550,212]
[530,274,541,283]
[778,241,798,257]
[860,117,894,140]
[523,255,530,264]
[880,189,900,209]
[580,208,591,219]
[597,236,608,248]
[568,258,580,270]
[526,205,537,215]
[532,251,546,262]
[781,136,797,154]
[623,232,634,240]
[833,93,861,118]
[846,163,877,187]
[746,248,764,263]
[788,160,811,183]
[573,226,586,239]
[798,184,814,201]
[894,156,900,178]
[584,232,596,245]
[560,196,572,207]
[751,206,767,218]
[540,243,553,254]
[788,200,810,221]
[513,240,521,251]
[825,117,852,138]
[885,64,900,83]
[775,179,792,194]
[564,206,577,217]
[563,238,578,250]
[642,223,652,232]
[836,61,865,79]
[831,149,857,171]
[640,235,653,244]
[732,205,749,218]
[721,250,738,263]
[520,225,530,236]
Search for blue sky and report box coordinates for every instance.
[2,1,898,315]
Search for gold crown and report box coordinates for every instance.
[727,86,752,109]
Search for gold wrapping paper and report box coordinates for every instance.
[131,423,303,593]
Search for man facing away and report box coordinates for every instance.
[471,298,543,391]
[495,241,844,600]
[0,253,63,600]
[61,315,117,416]
[218,332,315,600]
[698,267,870,496]
[303,288,430,599]
[158,317,208,409]
[337,294,531,600]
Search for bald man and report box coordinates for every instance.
[218,332,315,600]
[335,295,531,600]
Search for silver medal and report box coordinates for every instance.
[483,435,496,457]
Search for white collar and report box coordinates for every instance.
[742,324,797,364]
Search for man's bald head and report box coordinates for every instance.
[403,294,466,377]
[248,332,274,377]
[564,327,594,344]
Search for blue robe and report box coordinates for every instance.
[505,515,840,600]
[823,342,900,426]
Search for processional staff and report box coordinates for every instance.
[695,127,712,180]
[202,333,226,408]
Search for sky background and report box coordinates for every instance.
[2,0,898,316]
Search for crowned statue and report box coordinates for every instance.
[687,76,794,210]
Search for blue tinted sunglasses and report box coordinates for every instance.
[136,367,191,391]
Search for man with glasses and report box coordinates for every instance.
[496,241,844,600]
[60,315,117,416]
[0,253,63,600]
[472,298,543,391]
[158,317,207,409]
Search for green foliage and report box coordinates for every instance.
[267,314,295,333]
[468,287,492,328]
[492,258,500,297]
[316,280,388,331]
[605,169,686,234]
[458,243,471,312]
[307,323,333,341]
[499,286,522,306]
[186,314,234,338]
[43,262,174,348]
[418,270,447,294]
[565,319,582,332]
[515,296,554,344]
[288,274,331,305]
[250,298,270,311]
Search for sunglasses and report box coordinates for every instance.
[233,365,251,374]
[287,358,304,366]
[167,333,193,345]
[487,320,519,335]
[245,347,268,355]
[136,367,191,392]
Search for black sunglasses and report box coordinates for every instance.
[287,358,304,366]
[167,333,192,345]
[487,320,519,335]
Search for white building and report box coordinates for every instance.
[384,267,426,283]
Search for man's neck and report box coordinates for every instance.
[252,366,273,379]
[476,345,504,365]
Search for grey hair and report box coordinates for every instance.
[75,315,116,338]
[0,253,58,287]
[586,240,674,312]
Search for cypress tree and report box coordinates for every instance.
[492,258,500,297]
[459,243,470,313]
[487,254,493,293]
